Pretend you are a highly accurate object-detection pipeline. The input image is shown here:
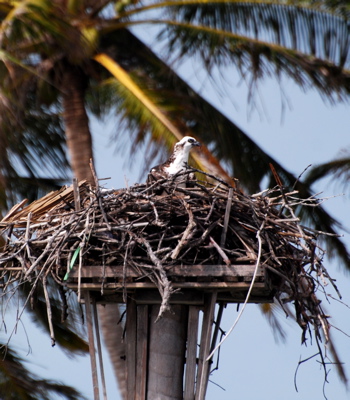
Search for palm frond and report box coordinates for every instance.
[0,58,70,211]
[97,30,277,189]
[21,280,89,357]
[108,0,350,100]
[0,0,89,63]
[0,176,67,212]
[160,0,350,63]
[94,52,234,182]
[0,96,70,210]
[161,20,349,96]
[0,346,86,400]
[260,302,291,343]
[305,157,350,190]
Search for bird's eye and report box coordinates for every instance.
[188,138,195,143]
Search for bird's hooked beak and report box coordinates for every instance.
[192,140,201,147]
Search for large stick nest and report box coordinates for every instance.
[0,170,339,345]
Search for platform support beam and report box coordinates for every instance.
[184,306,200,400]
[195,291,217,400]
[85,290,100,400]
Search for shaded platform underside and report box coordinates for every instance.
[67,264,275,304]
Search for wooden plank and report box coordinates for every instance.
[135,305,148,400]
[68,264,263,279]
[184,306,200,400]
[84,291,100,400]
[68,282,266,290]
[126,297,137,400]
[195,292,217,400]
[90,290,273,305]
[134,290,204,305]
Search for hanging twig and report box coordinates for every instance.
[42,271,55,347]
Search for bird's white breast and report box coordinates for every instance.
[164,159,187,175]
[164,146,191,175]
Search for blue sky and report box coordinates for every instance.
[3,55,350,400]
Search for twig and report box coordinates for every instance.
[209,237,231,266]
[220,188,233,248]
[134,235,173,319]
[73,178,81,212]
[90,159,112,231]
[42,272,55,347]
[171,201,196,259]
[293,164,312,190]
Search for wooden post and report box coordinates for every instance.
[195,292,217,400]
[92,297,108,400]
[126,297,137,400]
[210,302,225,354]
[135,305,149,400]
[72,178,81,211]
[184,306,200,400]
[85,291,100,400]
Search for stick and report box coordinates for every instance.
[42,272,55,347]
[90,159,112,231]
[220,188,233,248]
[85,291,100,400]
[209,237,231,266]
[171,201,196,259]
[73,178,81,212]
[92,297,108,400]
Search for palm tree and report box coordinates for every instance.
[0,0,349,398]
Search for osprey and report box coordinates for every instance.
[147,136,201,185]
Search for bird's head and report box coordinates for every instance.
[164,136,201,175]
[174,136,201,154]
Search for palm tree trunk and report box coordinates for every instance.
[61,63,94,183]
[60,63,128,397]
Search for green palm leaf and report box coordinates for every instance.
[106,0,350,101]
[94,51,235,181]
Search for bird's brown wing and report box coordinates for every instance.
[147,166,167,185]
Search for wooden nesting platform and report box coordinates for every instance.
[0,171,337,345]
[66,263,273,305]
